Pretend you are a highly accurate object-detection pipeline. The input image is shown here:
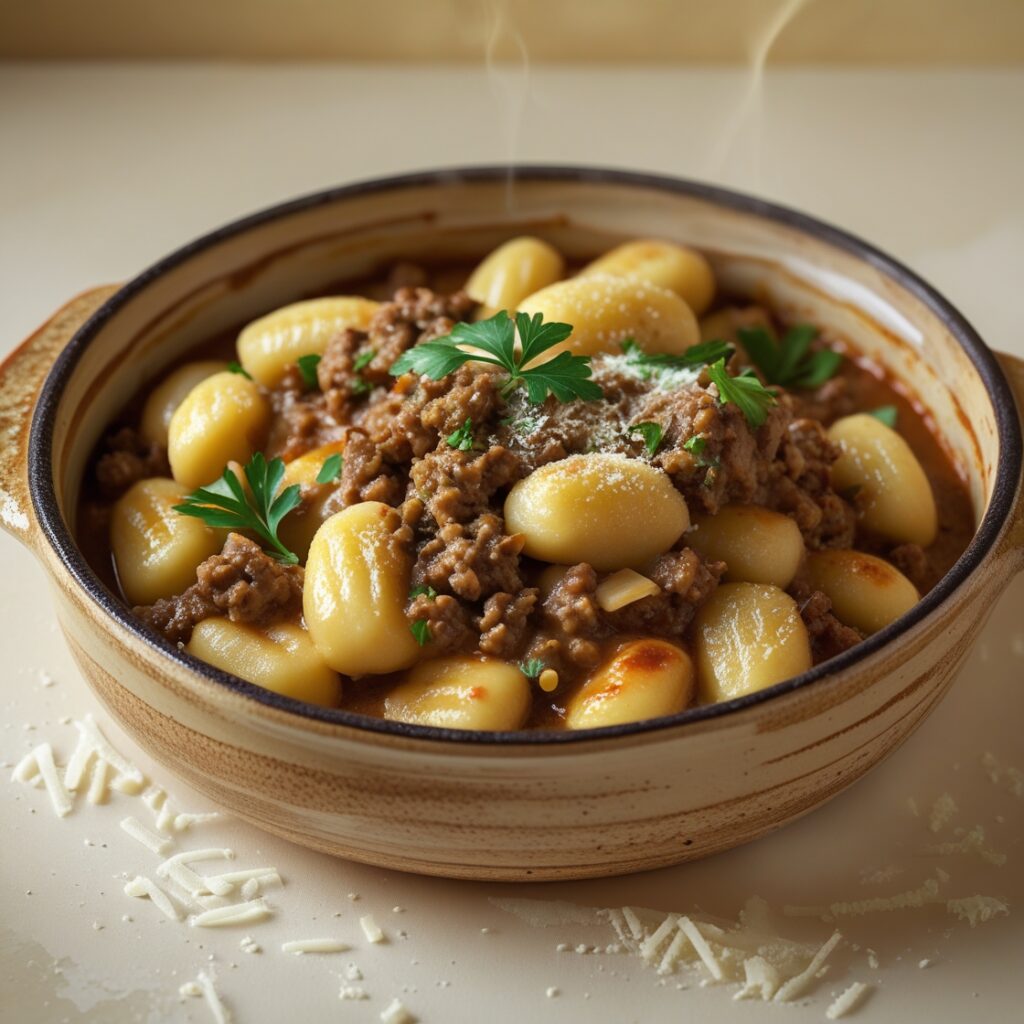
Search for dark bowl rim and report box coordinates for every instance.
[28,163,1023,747]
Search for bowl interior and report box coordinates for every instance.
[32,168,1016,740]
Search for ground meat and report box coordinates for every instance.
[409,445,524,527]
[135,533,303,645]
[406,592,476,655]
[790,581,864,663]
[324,430,405,510]
[267,386,337,462]
[477,589,539,658]
[885,543,929,591]
[413,514,525,601]
[94,427,169,500]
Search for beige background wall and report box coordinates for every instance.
[2,0,1022,63]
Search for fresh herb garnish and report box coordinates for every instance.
[390,311,603,405]
[621,337,733,373]
[736,324,842,389]
[629,421,664,456]
[409,584,438,601]
[173,452,301,564]
[296,354,321,389]
[410,620,432,646]
[446,418,475,451]
[227,361,253,380]
[316,452,343,484]
[518,658,545,680]
[353,349,376,373]
[351,377,373,396]
[683,435,719,468]
[706,358,777,429]
[869,405,899,428]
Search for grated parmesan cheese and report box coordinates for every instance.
[120,815,171,854]
[774,930,842,1002]
[197,970,232,1024]
[360,914,385,943]
[179,981,202,998]
[678,917,723,981]
[982,751,1024,798]
[339,984,369,1001]
[281,938,350,954]
[14,743,73,816]
[826,981,870,1019]
[946,895,1010,927]
[928,792,959,833]
[924,825,1007,866]
[123,875,181,922]
[190,898,270,928]
[86,757,109,804]
[733,956,781,1001]
[380,997,416,1023]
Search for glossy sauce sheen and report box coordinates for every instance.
[77,260,975,730]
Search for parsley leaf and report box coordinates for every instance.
[389,311,603,405]
[518,658,545,679]
[316,452,343,484]
[869,405,899,428]
[683,435,719,468]
[706,358,777,428]
[410,620,432,646]
[736,324,842,389]
[621,337,733,372]
[353,349,376,373]
[409,584,438,600]
[629,421,664,455]
[296,354,321,389]
[227,361,253,380]
[173,452,301,564]
[446,418,475,451]
[351,377,373,396]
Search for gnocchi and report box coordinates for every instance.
[829,413,938,546]
[110,478,223,605]
[504,453,690,571]
[465,236,565,318]
[385,655,531,730]
[277,440,347,562]
[167,371,270,489]
[805,549,919,635]
[140,360,227,447]
[187,619,341,707]
[237,297,380,387]
[695,583,812,703]
[687,504,804,587]
[303,502,420,676]
[580,239,715,315]
[516,274,699,360]
[565,639,694,729]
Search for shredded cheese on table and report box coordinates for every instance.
[826,981,870,1019]
[678,917,724,981]
[123,875,181,922]
[281,938,350,955]
[360,914,385,943]
[120,815,171,854]
[190,898,271,928]
[13,744,73,817]
[380,997,416,1023]
[774,930,842,1002]
[197,970,232,1024]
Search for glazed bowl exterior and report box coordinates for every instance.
[2,168,1022,881]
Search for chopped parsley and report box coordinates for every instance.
[315,452,343,484]
[390,310,603,405]
[227,361,253,380]
[446,418,475,451]
[621,337,732,374]
[410,619,432,646]
[682,435,719,468]
[736,324,842,390]
[353,349,376,373]
[706,358,777,428]
[173,452,301,564]
[518,659,545,680]
[409,584,438,601]
[351,377,373,396]
[628,421,664,456]
[869,405,899,428]
[296,353,321,389]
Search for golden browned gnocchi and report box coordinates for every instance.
[504,453,689,571]
[304,502,420,676]
[565,639,694,729]
[187,619,341,707]
[85,237,973,730]
[580,239,715,315]
[168,371,270,489]
[385,656,531,730]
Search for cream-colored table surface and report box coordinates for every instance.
[1,63,1022,1024]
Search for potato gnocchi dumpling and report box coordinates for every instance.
[84,235,973,730]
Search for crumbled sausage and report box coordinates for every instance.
[94,427,169,500]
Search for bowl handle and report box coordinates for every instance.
[996,351,1024,567]
[0,286,119,549]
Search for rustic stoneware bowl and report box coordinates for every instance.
[2,168,1022,881]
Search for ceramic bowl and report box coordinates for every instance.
[2,168,1022,881]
